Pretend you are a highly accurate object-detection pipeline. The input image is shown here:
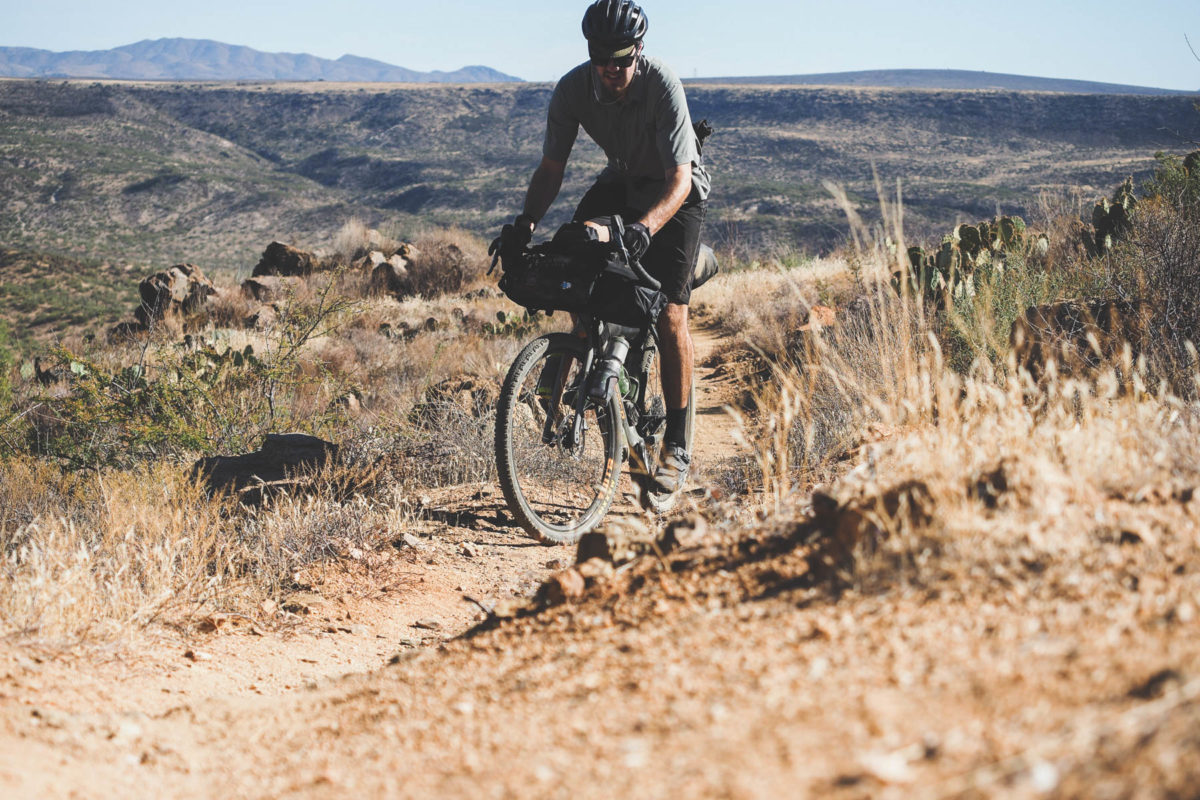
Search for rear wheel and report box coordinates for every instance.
[495,334,622,544]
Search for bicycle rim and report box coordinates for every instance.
[495,334,622,544]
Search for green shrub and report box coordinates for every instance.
[25,275,359,469]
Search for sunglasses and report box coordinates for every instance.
[589,46,638,68]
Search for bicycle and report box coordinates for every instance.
[491,218,712,544]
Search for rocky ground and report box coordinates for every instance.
[1,324,1198,798]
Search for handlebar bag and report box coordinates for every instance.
[498,223,666,329]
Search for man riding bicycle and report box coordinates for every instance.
[500,0,711,494]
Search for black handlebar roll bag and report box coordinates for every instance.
[498,222,667,329]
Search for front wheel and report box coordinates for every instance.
[495,334,623,544]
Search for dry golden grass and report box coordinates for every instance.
[728,194,1200,594]
[1,459,233,642]
[0,452,426,645]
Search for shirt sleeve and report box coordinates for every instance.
[655,71,698,171]
[543,79,579,163]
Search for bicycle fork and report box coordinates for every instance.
[542,348,596,450]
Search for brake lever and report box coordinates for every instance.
[611,215,661,292]
[612,215,630,264]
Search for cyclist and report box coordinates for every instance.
[500,0,711,494]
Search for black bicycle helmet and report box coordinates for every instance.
[581,0,649,48]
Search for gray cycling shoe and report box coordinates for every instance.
[653,444,691,494]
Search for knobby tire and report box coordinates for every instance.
[495,334,622,544]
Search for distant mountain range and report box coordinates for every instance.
[0,38,522,83]
[690,69,1193,95]
[1,40,1193,93]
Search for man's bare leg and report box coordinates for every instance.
[653,302,693,492]
[658,302,693,411]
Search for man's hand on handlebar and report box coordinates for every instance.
[488,213,536,266]
[582,216,652,262]
[621,221,651,262]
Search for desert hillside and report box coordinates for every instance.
[1,78,1193,275]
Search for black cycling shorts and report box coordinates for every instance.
[572,181,707,306]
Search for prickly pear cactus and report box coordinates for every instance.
[934,240,960,275]
[955,224,983,257]
[998,216,1026,248]
[907,246,926,271]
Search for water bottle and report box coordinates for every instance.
[587,336,630,404]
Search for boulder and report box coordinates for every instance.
[252,241,324,277]
[192,433,339,504]
[134,264,217,328]
[369,253,412,298]
[241,275,303,303]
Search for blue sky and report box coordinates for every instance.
[3,0,1199,89]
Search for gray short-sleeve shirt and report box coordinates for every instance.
[543,55,711,212]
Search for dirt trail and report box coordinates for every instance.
[0,319,753,797]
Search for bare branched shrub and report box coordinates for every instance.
[1121,193,1200,354]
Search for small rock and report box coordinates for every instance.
[544,559,565,570]
[183,650,212,662]
[491,598,524,619]
[657,516,708,553]
[576,532,612,564]
[400,533,423,549]
[577,557,615,583]
[1129,668,1185,699]
[460,542,478,558]
[260,599,278,615]
[348,547,365,561]
[31,708,71,729]
[111,720,144,744]
[541,568,586,605]
[413,618,442,631]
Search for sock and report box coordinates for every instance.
[665,408,688,449]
